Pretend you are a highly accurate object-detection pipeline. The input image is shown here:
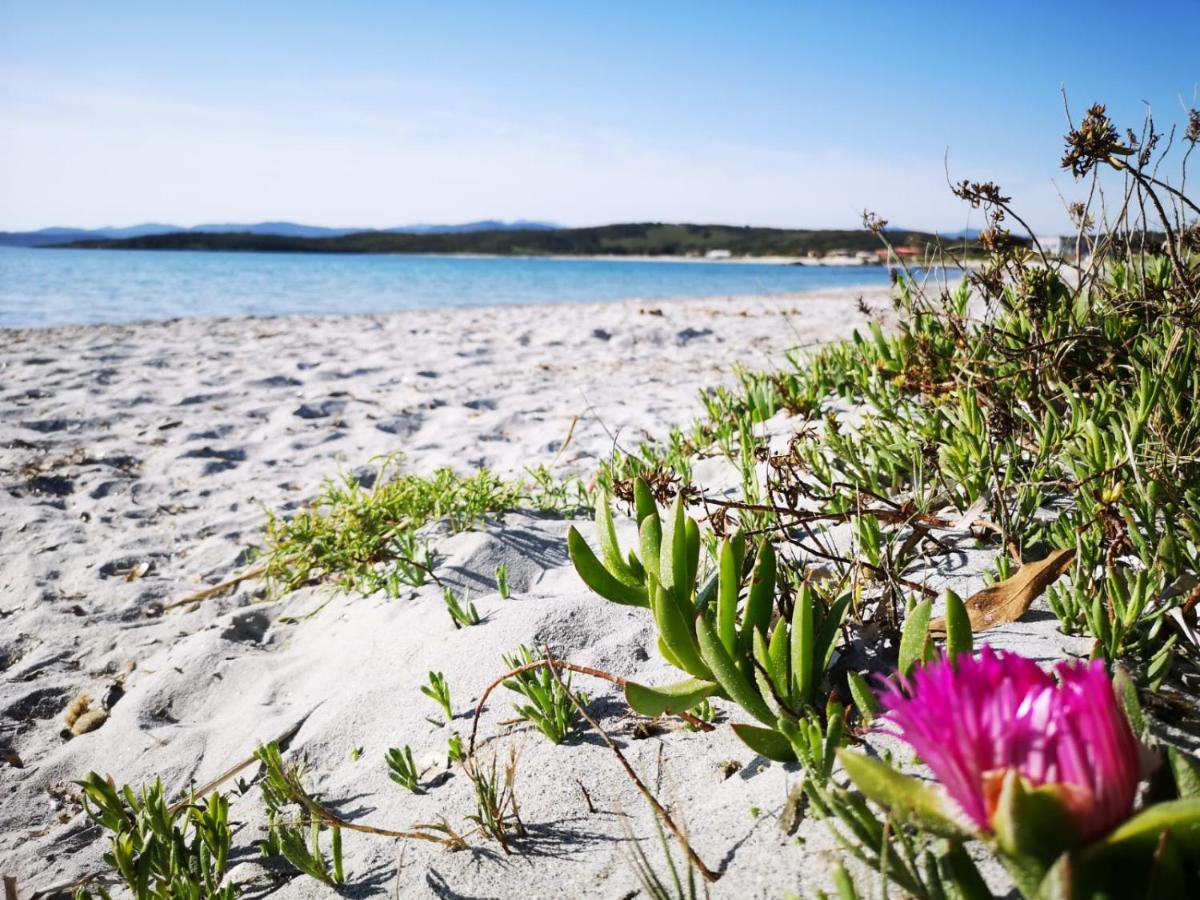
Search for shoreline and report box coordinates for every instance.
[11,242,943,267]
[0,282,912,335]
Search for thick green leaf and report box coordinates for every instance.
[696,616,775,725]
[814,592,851,672]
[944,589,973,660]
[846,671,880,721]
[1083,799,1200,861]
[791,582,815,706]
[624,678,719,717]
[836,749,973,839]
[639,516,663,593]
[717,537,740,652]
[1170,747,1200,800]
[739,542,776,653]
[1112,665,1147,740]
[767,619,790,701]
[685,518,700,601]
[651,585,710,679]
[567,527,648,607]
[595,490,640,587]
[633,477,657,526]
[730,723,795,762]
[899,599,933,677]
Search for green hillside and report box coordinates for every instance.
[56,222,977,257]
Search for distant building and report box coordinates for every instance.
[1035,235,1064,255]
[705,249,732,260]
[877,246,923,262]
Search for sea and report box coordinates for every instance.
[0,246,900,329]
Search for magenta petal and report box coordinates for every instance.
[876,648,1140,840]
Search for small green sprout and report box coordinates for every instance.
[443,587,481,628]
[447,731,465,764]
[385,745,422,793]
[501,645,585,745]
[421,671,454,723]
[496,563,510,600]
[74,773,239,899]
[256,742,345,886]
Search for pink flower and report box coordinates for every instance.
[876,647,1141,841]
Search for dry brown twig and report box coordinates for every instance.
[540,647,721,883]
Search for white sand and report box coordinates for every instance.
[0,287,1082,897]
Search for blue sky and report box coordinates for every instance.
[1,1,1197,232]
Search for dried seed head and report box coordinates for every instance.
[1187,109,1200,144]
[987,405,1016,440]
[951,180,1011,209]
[861,210,889,235]
[1062,103,1130,177]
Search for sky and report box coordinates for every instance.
[1,1,1197,233]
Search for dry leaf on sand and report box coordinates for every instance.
[931,547,1076,633]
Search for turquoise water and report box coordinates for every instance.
[0,246,899,329]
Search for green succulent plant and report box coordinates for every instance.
[569,478,853,766]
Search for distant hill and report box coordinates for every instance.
[50,222,976,258]
[0,220,561,247]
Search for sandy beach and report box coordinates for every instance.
[0,287,1081,897]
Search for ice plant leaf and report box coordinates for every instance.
[943,589,973,659]
[632,477,657,527]
[739,542,776,653]
[651,585,709,680]
[898,599,932,677]
[639,516,663,595]
[836,749,973,839]
[790,582,815,706]
[1168,746,1200,800]
[730,723,795,762]
[696,616,775,725]
[956,548,1075,632]
[595,490,639,587]
[1082,798,1200,859]
[846,671,880,721]
[624,678,719,718]
[567,527,648,607]
[717,534,742,653]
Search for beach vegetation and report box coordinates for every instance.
[495,562,510,599]
[256,743,346,886]
[73,773,239,900]
[569,482,856,764]
[384,745,422,794]
[623,809,707,900]
[501,644,586,745]
[421,670,454,723]
[463,745,526,852]
[443,587,482,628]
[590,103,1199,700]
[261,456,521,597]
[257,455,588,602]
